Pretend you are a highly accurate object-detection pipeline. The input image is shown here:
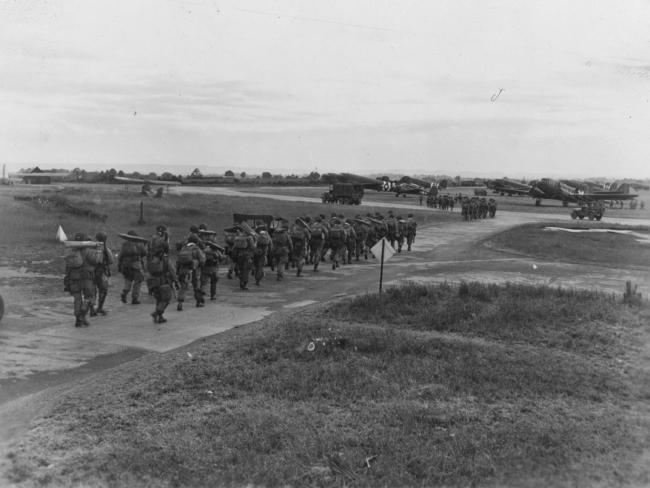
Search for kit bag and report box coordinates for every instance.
[177,245,196,265]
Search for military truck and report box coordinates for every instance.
[571,202,605,221]
[322,183,364,205]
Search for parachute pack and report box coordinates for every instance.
[177,244,196,265]
[233,235,251,250]
[147,255,165,274]
[65,249,84,269]
[272,231,289,247]
[330,227,345,241]
[256,232,271,247]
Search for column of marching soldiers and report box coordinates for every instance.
[63,211,418,327]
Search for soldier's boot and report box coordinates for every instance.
[151,311,158,323]
[210,283,217,300]
[177,301,183,311]
[120,291,128,303]
[80,305,90,326]
[196,300,205,307]
[96,294,107,315]
[158,314,167,323]
[74,315,83,328]
[89,304,97,317]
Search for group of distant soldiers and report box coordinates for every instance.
[63,212,417,326]
[426,193,458,211]
[460,197,497,221]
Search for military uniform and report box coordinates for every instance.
[200,234,223,299]
[148,254,177,323]
[289,220,310,276]
[253,228,272,285]
[118,231,147,304]
[92,232,114,315]
[176,236,206,309]
[405,214,417,251]
[309,219,327,271]
[64,233,102,327]
[231,230,256,290]
[271,228,292,281]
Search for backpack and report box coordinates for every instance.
[65,249,84,269]
[291,228,305,241]
[272,231,288,247]
[149,236,169,256]
[257,232,271,247]
[310,223,324,240]
[147,255,164,274]
[122,240,140,257]
[233,235,250,250]
[177,244,196,265]
[330,227,345,241]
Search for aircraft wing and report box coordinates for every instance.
[113,176,180,186]
[579,192,638,202]
[113,176,146,184]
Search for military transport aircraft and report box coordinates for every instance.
[530,178,638,206]
[393,176,433,196]
[321,173,384,191]
[485,178,532,196]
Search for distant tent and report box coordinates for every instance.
[56,225,68,242]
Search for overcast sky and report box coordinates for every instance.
[1,0,649,178]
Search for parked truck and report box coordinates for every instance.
[322,183,364,205]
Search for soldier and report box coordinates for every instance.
[271,223,292,281]
[309,216,327,272]
[92,232,114,315]
[199,229,223,300]
[289,219,310,277]
[64,233,102,327]
[117,230,147,305]
[149,225,171,257]
[343,219,356,264]
[328,218,347,269]
[231,226,256,290]
[385,212,398,250]
[351,217,369,261]
[395,216,406,253]
[147,238,177,324]
[176,234,206,309]
[405,214,417,251]
[253,225,272,285]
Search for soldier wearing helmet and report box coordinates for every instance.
[176,232,206,309]
[146,225,177,324]
[117,230,147,305]
[92,231,114,315]
[64,232,102,327]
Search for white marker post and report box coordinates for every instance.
[371,237,396,295]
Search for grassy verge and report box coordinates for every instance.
[484,222,650,268]
[6,282,649,487]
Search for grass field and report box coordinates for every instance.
[6,282,649,487]
[484,222,650,268]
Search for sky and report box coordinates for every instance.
[1,0,650,179]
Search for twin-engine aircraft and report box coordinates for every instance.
[485,178,532,196]
[529,178,638,206]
